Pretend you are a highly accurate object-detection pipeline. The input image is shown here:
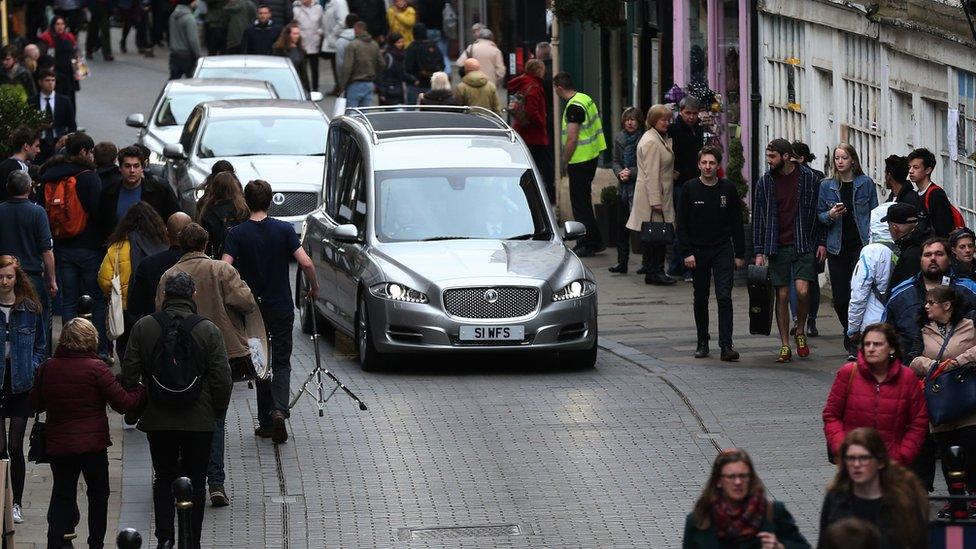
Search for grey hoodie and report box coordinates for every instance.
[169,4,202,58]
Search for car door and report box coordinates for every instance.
[168,106,203,206]
[333,138,367,330]
[306,123,348,327]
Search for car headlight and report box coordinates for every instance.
[552,279,596,301]
[369,282,429,303]
[148,150,165,166]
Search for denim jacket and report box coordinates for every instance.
[816,175,879,255]
[0,302,45,394]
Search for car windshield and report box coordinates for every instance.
[155,89,274,126]
[197,117,327,157]
[196,67,302,100]
[374,168,551,243]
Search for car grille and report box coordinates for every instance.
[442,287,540,319]
[267,192,318,217]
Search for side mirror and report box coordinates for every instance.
[162,143,185,160]
[563,221,587,241]
[331,224,361,243]
[309,91,324,102]
[125,113,147,128]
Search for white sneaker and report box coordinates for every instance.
[12,503,22,523]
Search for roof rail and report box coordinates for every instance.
[343,105,516,144]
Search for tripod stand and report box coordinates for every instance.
[289,291,368,416]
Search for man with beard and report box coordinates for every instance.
[752,138,822,363]
[885,237,976,360]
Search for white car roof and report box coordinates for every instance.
[371,136,532,172]
[165,78,276,95]
[200,99,328,120]
[196,55,292,69]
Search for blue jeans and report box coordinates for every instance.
[668,184,691,277]
[28,273,52,358]
[56,247,108,354]
[207,418,225,485]
[426,28,450,74]
[345,81,375,108]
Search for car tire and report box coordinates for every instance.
[298,272,315,334]
[560,339,598,369]
[356,294,383,371]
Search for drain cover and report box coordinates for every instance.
[396,524,523,541]
[270,496,299,504]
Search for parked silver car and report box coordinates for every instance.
[162,99,329,231]
[192,55,323,102]
[298,106,597,370]
[124,78,278,176]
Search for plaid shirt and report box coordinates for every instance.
[752,164,822,256]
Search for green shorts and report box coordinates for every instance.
[768,245,817,286]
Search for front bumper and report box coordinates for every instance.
[367,293,597,353]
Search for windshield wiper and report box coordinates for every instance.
[507,231,551,240]
[420,236,472,241]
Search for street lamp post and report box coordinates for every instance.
[1,0,9,47]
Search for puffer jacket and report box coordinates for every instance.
[155,252,257,359]
[505,72,547,146]
[883,275,976,359]
[98,239,132,309]
[822,353,928,465]
[847,203,895,337]
[29,349,145,456]
[909,318,976,432]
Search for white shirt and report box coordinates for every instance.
[40,92,55,113]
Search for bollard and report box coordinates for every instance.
[172,477,195,549]
[945,445,968,520]
[77,295,94,320]
[116,528,142,548]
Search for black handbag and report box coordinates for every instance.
[639,212,674,246]
[28,413,46,464]
[924,327,976,426]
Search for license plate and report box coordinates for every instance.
[459,325,525,341]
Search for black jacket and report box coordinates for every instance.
[126,246,184,319]
[28,93,77,141]
[241,21,282,55]
[919,183,956,237]
[95,174,179,244]
[37,156,102,250]
[818,490,923,549]
[348,0,388,38]
[668,117,704,187]
[887,183,919,208]
[891,223,934,289]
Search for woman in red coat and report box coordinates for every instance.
[822,322,928,465]
[29,318,145,549]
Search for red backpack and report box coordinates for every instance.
[44,172,89,239]
[922,183,966,231]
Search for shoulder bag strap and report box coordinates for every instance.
[927,325,957,382]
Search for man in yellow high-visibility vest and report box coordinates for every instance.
[555,71,606,256]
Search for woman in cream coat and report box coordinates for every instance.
[626,104,676,285]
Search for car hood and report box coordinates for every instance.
[197,156,325,187]
[373,239,580,284]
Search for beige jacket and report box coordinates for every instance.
[456,39,506,84]
[456,70,501,114]
[909,318,976,432]
[155,252,257,359]
[626,128,674,231]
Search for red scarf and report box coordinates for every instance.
[710,492,767,541]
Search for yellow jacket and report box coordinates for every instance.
[98,240,132,309]
[386,5,416,46]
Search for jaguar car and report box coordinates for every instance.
[297,106,598,370]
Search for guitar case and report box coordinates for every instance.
[747,265,774,336]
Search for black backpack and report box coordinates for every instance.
[416,41,443,81]
[147,312,207,408]
[202,204,242,259]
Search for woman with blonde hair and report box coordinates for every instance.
[683,448,809,548]
[0,255,44,524]
[818,427,928,549]
[30,318,145,547]
[419,71,458,105]
[626,104,676,285]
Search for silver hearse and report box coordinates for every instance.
[298,106,597,370]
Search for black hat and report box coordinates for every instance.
[164,271,195,299]
[880,203,920,224]
[950,227,976,246]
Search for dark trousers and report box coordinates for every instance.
[151,0,173,44]
[169,52,197,80]
[85,1,113,58]
[47,450,109,549]
[147,430,213,546]
[691,243,735,347]
[321,52,339,91]
[913,432,938,492]
[122,8,152,51]
[307,53,320,91]
[256,307,295,428]
[646,242,667,276]
[934,426,976,493]
[567,158,602,249]
[528,144,555,203]
[57,247,108,355]
[206,25,227,56]
[827,245,861,335]
[28,273,52,358]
